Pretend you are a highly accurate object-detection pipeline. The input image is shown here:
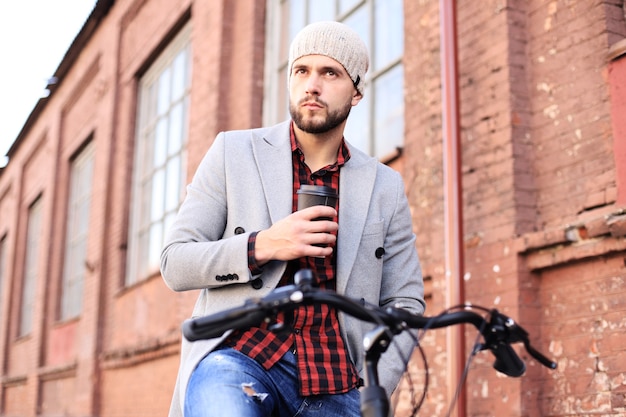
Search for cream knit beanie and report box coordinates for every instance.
[288,21,369,95]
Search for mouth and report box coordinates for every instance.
[302,103,323,112]
[300,97,325,110]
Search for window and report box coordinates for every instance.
[264,0,404,158]
[20,197,43,336]
[127,24,192,285]
[60,142,95,320]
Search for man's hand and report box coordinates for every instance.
[254,206,338,265]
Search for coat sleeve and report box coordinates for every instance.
[160,132,253,291]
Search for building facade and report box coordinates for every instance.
[0,0,625,416]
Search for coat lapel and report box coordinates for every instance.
[251,121,294,224]
[336,145,378,294]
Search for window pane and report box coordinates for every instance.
[151,170,165,222]
[80,197,91,232]
[140,179,152,224]
[148,222,163,270]
[289,0,306,38]
[308,0,334,22]
[339,0,361,14]
[344,93,370,153]
[146,82,158,123]
[171,50,187,101]
[61,142,94,320]
[278,66,289,120]
[374,65,404,157]
[374,0,403,70]
[343,6,369,55]
[166,157,181,212]
[168,102,183,155]
[164,212,176,240]
[157,67,172,116]
[154,118,167,166]
[20,197,43,336]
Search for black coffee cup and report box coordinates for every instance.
[297,185,338,221]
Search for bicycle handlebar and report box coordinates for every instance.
[182,270,557,416]
[183,271,557,374]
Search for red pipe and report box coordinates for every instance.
[439,1,467,416]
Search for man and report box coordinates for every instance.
[161,21,425,417]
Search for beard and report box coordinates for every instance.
[290,96,352,134]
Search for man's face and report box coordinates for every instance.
[289,54,362,134]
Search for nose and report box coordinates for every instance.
[304,73,321,96]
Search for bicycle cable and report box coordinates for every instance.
[442,308,490,417]
[404,303,494,417]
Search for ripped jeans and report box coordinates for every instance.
[185,347,361,417]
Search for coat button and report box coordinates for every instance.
[375,247,385,258]
[234,227,245,235]
[251,278,263,289]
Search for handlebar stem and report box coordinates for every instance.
[360,327,393,417]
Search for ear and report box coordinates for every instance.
[351,90,363,106]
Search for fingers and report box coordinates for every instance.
[302,227,337,247]
[254,209,338,263]
[296,206,338,223]
[290,208,338,245]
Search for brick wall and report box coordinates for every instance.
[0,0,625,416]
[404,0,626,416]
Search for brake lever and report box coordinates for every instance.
[523,339,558,370]
[483,310,557,372]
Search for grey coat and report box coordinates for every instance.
[160,120,425,417]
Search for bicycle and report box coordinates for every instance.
[183,269,557,417]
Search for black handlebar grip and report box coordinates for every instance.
[182,310,267,341]
[492,343,526,377]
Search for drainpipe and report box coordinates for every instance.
[440,1,466,416]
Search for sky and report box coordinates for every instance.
[0,1,97,167]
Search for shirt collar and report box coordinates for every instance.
[289,121,351,167]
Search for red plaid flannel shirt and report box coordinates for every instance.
[224,123,359,395]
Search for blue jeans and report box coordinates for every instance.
[185,347,361,417]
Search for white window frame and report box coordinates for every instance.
[127,23,192,285]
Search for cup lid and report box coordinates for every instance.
[297,184,338,197]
